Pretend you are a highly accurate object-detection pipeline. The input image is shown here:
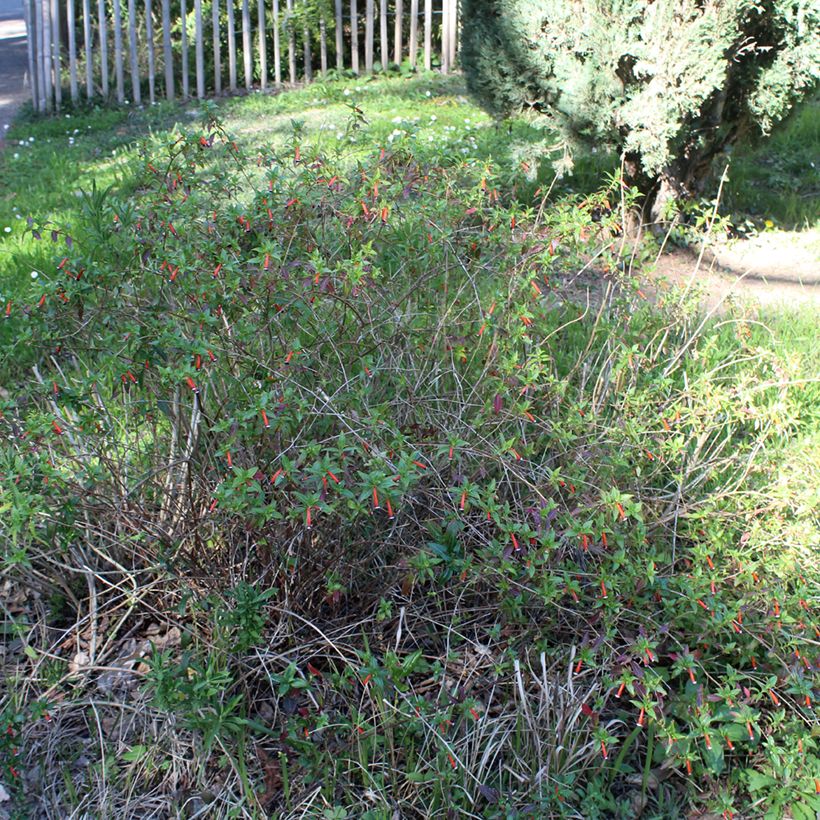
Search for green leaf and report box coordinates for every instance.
[122,745,148,762]
[789,801,815,820]
[746,770,778,792]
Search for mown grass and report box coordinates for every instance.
[1,76,818,820]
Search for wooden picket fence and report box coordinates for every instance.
[21,0,459,112]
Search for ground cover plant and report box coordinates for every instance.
[0,76,818,818]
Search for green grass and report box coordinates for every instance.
[4,75,815,314]
[722,100,820,230]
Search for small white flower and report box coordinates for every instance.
[31,271,38,279]
[425,90,431,97]
[430,115,437,121]
[343,88,351,96]
[3,227,11,233]
[12,152,19,159]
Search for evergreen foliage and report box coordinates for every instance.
[461,0,820,213]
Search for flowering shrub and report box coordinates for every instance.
[1,109,817,818]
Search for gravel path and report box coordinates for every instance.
[0,0,29,148]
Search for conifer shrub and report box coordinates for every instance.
[460,0,820,221]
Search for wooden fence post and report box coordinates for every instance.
[350,0,358,74]
[448,0,456,69]
[82,0,92,97]
[302,0,313,83]
[393,0,401,64]
[67,0,78,101]
[379,0,387,68]
[272,0,281,85]
[423,0,430,70]
[286,0,295,83]
[441,0,448,73]
[112,0,125,102]
[40,0,51,110]
[319,16,327,74]
[181,0,190,97]
[127,0,141,103]
[364,0,373,72]
[145,0,156,102]
[24,0,39,110]
[213,0,222,93]
[257,0,266,89]
[408,0,417,67]
[161,0,174,98]
[241,0,251,89]
[51,0,62,109]
[195,0,205,97]
[226,0,236,90]
[334,0,342,70]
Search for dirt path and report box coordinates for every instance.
[0,0,29,148]
[651,229,820,312]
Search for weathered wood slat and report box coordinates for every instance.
[227,0,237,90]
[241,0,251,89]
[320,16,328,75]
[194,0,205,97]
[112,0,125,102]
[393,0,401,65]
[423,0,431,71]
[334,0,343,70]
[24,0,39,110]
[213,0,222,93]
[379,0,387,68]
[67,0,78,101]
[350,0,358,74]
[145,0,156,102]
[441,0,448,74]
[41,0,51,110]
[448,0,456,70]
[272,0,281,85]
[408,0,418,67]
[161,0,173,98]
[303,12,313,82]
[82,0,92,97]
[364,0,373,72]
[51,0,61,109]
[257,0,266,89]
[286,0,295,83]
[181,0,190,97]
[127,0,141,103]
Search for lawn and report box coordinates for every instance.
[0,74,818,819]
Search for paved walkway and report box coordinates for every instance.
[0,0,29,147]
